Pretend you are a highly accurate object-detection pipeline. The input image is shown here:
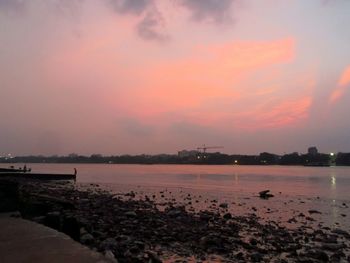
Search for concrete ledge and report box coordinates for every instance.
[0,214,111,263]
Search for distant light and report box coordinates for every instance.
[330,152,335,156]
[331,176,336,186]
[234,160,238,164]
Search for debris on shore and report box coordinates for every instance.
[259,190,274,199]
[1,178,350,262]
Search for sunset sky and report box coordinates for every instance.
[1,0,350,156]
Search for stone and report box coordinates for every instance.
[219,203,228,209]
[80,233,94,245]
[62,216,80,241]
[124,211,137,218]
[167,210,182,217]
[306,249,329,262]
[332,229,350,238]
[308,210,322,214]
[100,238,118,250]
[45,211,61,230]
[259,190,274,199]
[251,252,263,262]
[104,250,118,263]
[223,213,232,220]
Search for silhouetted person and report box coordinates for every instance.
[74,168,77,176]
[24,165,27,173]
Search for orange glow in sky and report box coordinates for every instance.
[1,0,350,155]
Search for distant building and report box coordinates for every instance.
[178,150,199,158]
[308,146,318,156]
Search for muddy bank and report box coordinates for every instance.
[2,178,350,262]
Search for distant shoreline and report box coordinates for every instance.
[0,162,346,167]
[2,151,350,165]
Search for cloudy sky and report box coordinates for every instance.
[1,0,350,156]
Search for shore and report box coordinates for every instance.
[2,178,350,262]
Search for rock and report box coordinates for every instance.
[321,243,345,251]
[146,251,162,263]
[250,238,258,246]
[219,203,228,208]
[100,238,118,250]
[199,235,222,250]
[10,211,21,218]
[0,179,19,212]
[332,229,350,238]
[259,190,274,199]
[80,233,94,245]
[306,249,329,262]
[80,227,87,235]
[305,216,315,221]
[32,216,46,224]
[223,213,232,220]
[251,252,263,262]
[104,250,118,262]
[134,241,145,249]
[167,210,182,217]
[62,216,80,241]
[235,252,244,260]
[124,211,137,218]
[45,211,61,230]
[308,210,322,214]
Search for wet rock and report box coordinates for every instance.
[45,211,61,230]
[133,241,145,249]
[308,210,322,214]
[199,235,222,250]
[167,210,182,217]
[0,179,19,212]
[80,233,94,245]
[305,216,315,221]
[235,252,244,260]
[259,190,274,199]
[62,216,80,241]
[10,211,21,218]
[305,249,329,262]
[32,216,46,224]
[100,238,118,250]
[321,243,345,251]
[223,213,232,220]
[251,252,263,262]
[219,203,228,209]
[104,250,118,262]
[124,211,137,218]
[250,238,258,246]
[332,229,350,238]
[145,251,162,263]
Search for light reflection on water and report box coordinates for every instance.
[3,163,349,229]
[3,163,350,200]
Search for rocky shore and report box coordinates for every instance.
[1,178,350,262]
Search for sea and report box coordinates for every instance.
[3,163,350,230]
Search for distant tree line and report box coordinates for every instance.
[2,151,350,165]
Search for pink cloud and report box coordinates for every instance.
[121,37,295,116]
[235,96,313,130]
[329,65,350,104]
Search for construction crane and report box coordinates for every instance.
[197,145,224,153]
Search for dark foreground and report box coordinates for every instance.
[1,179,350,262]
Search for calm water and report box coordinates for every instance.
[3,163,350,229]
[5,163,350,200]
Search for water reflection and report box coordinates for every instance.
[331,176,336,188]
[4,163,350,199]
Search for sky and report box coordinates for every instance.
[1,0,350,156]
